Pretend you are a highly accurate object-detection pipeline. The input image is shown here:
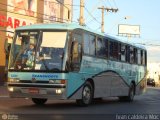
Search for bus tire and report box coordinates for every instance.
[127,83,135,102]
[119,83,135,102]
[76,81,93,106]
[32,98,47,105]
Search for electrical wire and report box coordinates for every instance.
[85,0,101,23]
[0,2,78,23]
[105,0,113,7]
[112,0,118,8]
[1,1,159,48]
[84,7,101,24]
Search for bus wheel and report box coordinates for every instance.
[127,83,135,102]
[76,81,93,106]
[32,98,47,105]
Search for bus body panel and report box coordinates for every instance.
[67,72,85,98]
[68,56,146,99]
[93,71,129,98]
[8,72,68,99]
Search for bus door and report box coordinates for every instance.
[70,32,82,71]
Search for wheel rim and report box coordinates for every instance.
[82,86,91,104]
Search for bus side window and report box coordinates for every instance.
[104,39,108,58]
[125,46,130,63]
[109,41,118,60]
[71,33,82,71]
[130,47,134,64]
[137,49,141,65]
[96,37,107,58]
[141,50,144,65]
[120,44,126,62]
[72,41,79,62]
[145,51,147,66]
[83,33,90,55]
[84,33,96,56]
[142,50,146,65]
[133,48,138,64]
[89,34,96,56]
[109,41,113,59]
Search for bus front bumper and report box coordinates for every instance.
[7,83,66,99]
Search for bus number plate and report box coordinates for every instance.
[29,88,39,94]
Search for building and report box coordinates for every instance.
[0,0,72,84]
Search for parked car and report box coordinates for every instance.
[147,78,155,87]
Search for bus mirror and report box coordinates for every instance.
[4,38,12,58]
[4,38,9,54]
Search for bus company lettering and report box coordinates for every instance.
[32,74,58,79]
[11,74,18,78]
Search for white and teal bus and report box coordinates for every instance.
[7,23,147,106]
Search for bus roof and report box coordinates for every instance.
[16,23,146,50]
[105,34,147,50]
[16,23,104,35]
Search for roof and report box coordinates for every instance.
[16,23,146,50]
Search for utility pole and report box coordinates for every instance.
[98,6,118,33]
[79,0,85,25]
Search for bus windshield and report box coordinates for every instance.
[9,31,67,71]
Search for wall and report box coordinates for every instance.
[0,0,7,84]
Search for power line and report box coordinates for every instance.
[0,2,78,23]
[84,7,101,25]
[98,6,118,33]
[112,0,118,8]
[85,1,101,23]
[100,0,108,7]
[106,0,113,7]
[0,8,69,23]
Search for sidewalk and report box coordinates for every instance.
[0,83,9,97]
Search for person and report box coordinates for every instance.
[25,43,35,67]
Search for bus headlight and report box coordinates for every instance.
[56,89,62,94]
[8,87,14,92]
[8,78,20,83]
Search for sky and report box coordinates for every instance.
[72,0,160,63]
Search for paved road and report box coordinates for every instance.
[0,87,160,120]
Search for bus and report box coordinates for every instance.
[7,23,147,106]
